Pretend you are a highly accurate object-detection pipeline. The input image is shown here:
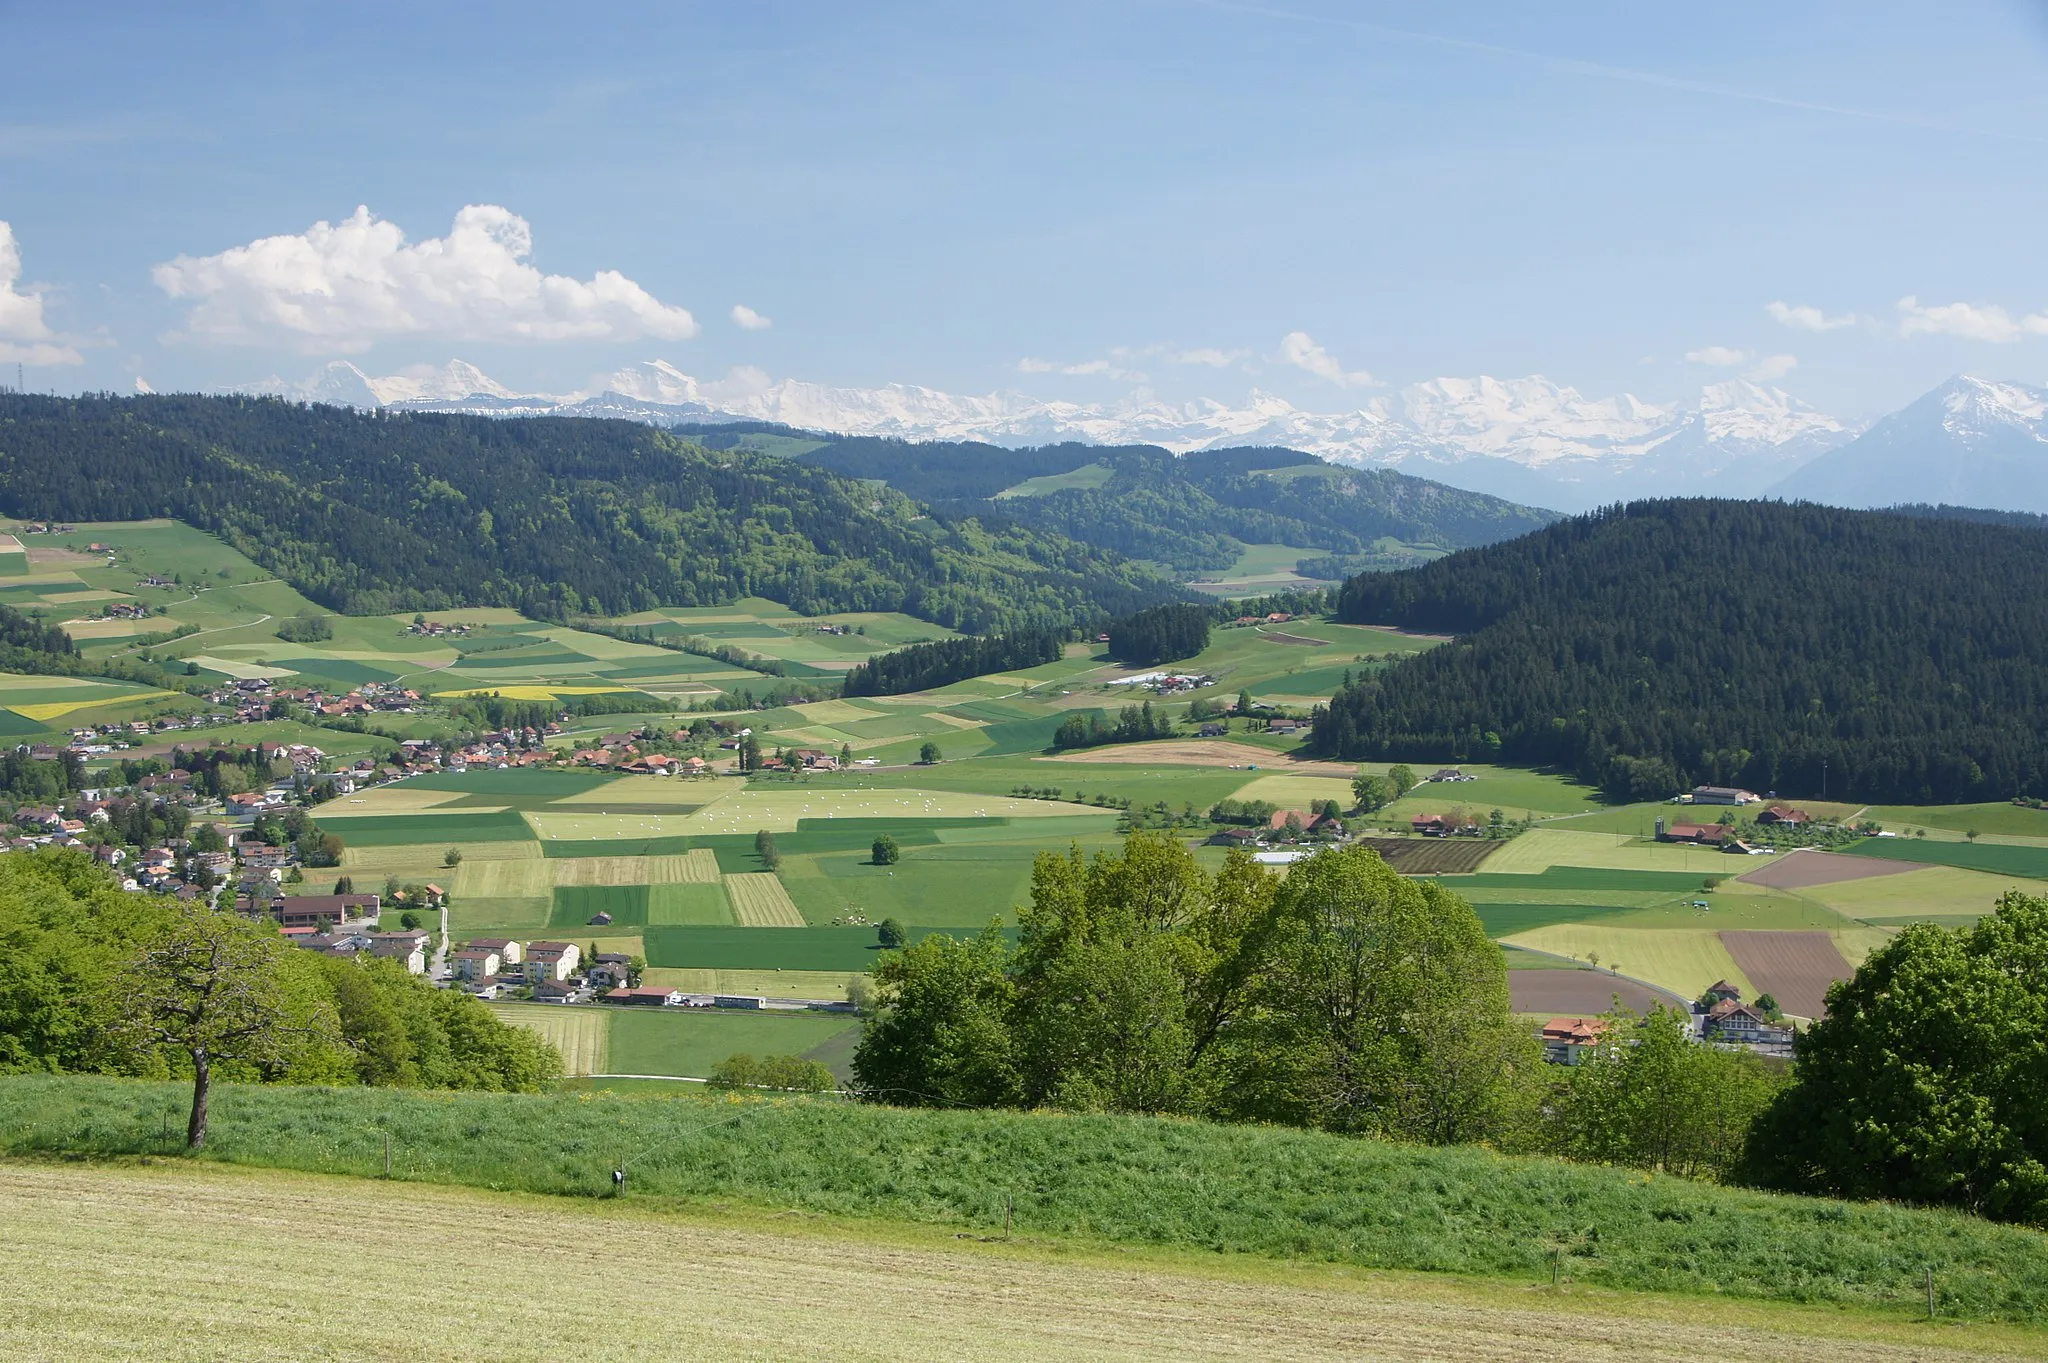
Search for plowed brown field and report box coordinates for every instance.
[1721,930,1854,1018]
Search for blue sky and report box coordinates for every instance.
[4,0,2047,419]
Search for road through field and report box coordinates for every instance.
[0,1160,2026,1363]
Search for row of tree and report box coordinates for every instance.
[842,628,1064,697]
[1052,701,1176,751]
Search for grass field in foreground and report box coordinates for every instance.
[16,1162,2034,1363]
[5,1075,2047,1327]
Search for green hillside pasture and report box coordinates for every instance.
[313,809,536,846]
[994,461,1114,498]
[1865,802,2048,839]
[488,1003,610,1076]
[641,925,1003,971]
[1846,837,2048,879]
[778,842,1050,929]
[268,656,402,688]
[10,1076,2048,1323]
[648,882,735,925]
[605,1009,858,1078]
[551,884,651,928]
[1379,768,1607,819]
[1469,902,1643,937]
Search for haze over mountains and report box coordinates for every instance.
[235,360,2048,516]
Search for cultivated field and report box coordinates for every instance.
[1720,931,1854,1019]
[1501,926,1748,1002]
[1041,739,1352,773]
[489,1002,609,1076]
[724,872,806,926]
[1359,837,1503,875]
[18,1161,2027,1363]
[640,968,861,1000]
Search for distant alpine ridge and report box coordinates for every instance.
[1768,376,2048,514]
[233,360,2048,516]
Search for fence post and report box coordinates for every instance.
[1925,1265,1935,1318]
[383,1131,392,1178]
[1005,1192,1014,1241]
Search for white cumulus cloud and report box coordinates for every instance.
[1172,347,1248,367]
[1685,345,1749,367]
[1747,354,1798,381]
[1766,301,1854,332]
[730,304,771,331]
[0,221,84,366]
[152,204,699,352]
[133,376,154,394]
[1896,295,2048,343]
[1279,331,1374,387]
[1686,345,1798,382]
[1016,356,1145,381]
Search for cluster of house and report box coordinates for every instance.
[94,602,153,620]
[402,619,474,637]
[1540,979,1793,1063]
[448,937,604,1000]
[755,746,839,773]
[1228,612,1296,626]
[1105,671,1216,695]
[17,522,80,535]
[209,677,428,724]
[1206,807,1345,849]
[568,730,717,774]
[1657,805,1810,855]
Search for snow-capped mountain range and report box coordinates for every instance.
[230,358,1870,511]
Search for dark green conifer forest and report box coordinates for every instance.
[1310,499,2048,803]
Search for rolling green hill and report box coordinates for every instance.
[0,395,1184,634]
[1310,499,2048,803]
[764,436,1558,575]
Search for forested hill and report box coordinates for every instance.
[758,437,1558,574]
[1308,499,2048,804]
[0,395,1184,632]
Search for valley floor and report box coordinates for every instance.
[0,1158,2033,1363]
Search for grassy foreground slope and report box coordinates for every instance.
[8,1162,2031,1363]
[5,1075,2045,1323]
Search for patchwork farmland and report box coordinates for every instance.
[18,514,2048,1083]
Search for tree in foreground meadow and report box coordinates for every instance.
[108,909,339,1150]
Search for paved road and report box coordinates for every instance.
[431,901,450,976]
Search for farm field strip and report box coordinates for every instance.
[1798,865,2046,919]
[340,841,540,874]
[1500,926,1750,1002]
[724,873,806,926]
[488,1003,609,1076]
[320,786,477,814]
[453,858,558,898]
[649,850,722,883]
[553,856,660,887]
[1720,931,1854,1019]
[639,968,861,999]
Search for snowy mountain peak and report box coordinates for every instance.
[1937,374,2048,434]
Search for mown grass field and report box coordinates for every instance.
[6,1074,2048,1329]
[488,1002,609,1076]
[15,1160,2032,1363]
